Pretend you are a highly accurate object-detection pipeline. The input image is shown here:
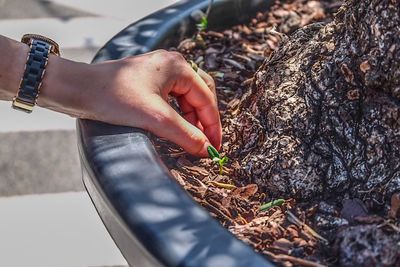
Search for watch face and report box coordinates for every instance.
[21,34,60,56]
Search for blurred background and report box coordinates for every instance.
[0,1,177,266]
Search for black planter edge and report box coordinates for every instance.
[77,1,275,267]
[77,129,165,267]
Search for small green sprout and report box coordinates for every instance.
[195,0,213,33]
[196,16,208,32]
[259,199,285,212]
[207,145,220,158]
[193,0,213,47]
[207,145,229,175]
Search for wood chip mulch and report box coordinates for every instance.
[152,1,399,266]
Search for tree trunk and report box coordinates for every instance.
[234,0,400,201]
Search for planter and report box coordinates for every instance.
[77,1,275,266]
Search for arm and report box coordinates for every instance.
[0,35,222,157]
[0,36,29,101]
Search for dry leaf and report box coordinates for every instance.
[231,184,259,200]
[360,60,371,73]
[389,193,400,219]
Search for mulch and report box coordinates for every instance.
[152,1,400,266]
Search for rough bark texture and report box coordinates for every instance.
[334,225,400,266]
[233,0,400,202]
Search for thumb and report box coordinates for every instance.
[146,98,211,157]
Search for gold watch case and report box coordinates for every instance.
[21,34,60,56]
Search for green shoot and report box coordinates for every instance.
[207,145,229,175]
[259,199,285,212]
[207,145,220,159]
[193,0,213,47]
[196,16,208,32]
[196,0,213,33]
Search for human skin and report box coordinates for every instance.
[0,35,222,157]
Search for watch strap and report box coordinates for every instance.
[12,39,51,113]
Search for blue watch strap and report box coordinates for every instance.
[12,39,51,113]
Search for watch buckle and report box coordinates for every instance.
[12,97,35,113]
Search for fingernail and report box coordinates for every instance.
[205,128,222,151]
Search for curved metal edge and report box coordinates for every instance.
[77,122,164,267]
[77,0,275,267]
[92,0,270,63]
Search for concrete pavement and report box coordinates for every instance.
[0,0,94,20]
[0,1,177,266]
[0,192,127,267]
[0,130,81,196]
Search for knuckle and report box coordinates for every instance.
[166,51,187,67]
[154,49,168,55]
[200,71,216,90]
[153,51,186,69]
[151,49,169,62]
[194,139,207,155]
[188,128,207,153]
[168,51,185,61]
[207,79,216,90]
[152,111,173,126]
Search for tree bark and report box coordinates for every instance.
[234,0,400,201]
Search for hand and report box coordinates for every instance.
[40,50,222,157]
[0,36,222,156]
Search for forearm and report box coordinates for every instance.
[37,49,98,118]
[0,35,29,101]
[0,34,96,118]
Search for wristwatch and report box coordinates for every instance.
[12,34,60,113]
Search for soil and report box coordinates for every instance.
[153,0,400,266]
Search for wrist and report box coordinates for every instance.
[0,34,99,119]
[0,39,29,101]
[37,55,96,118]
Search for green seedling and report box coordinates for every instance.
[259,199,285,212]
[195,0,213,33]
[207,145,220,158]
[207,145,229,175]
[193,0,213,48]
[196,16,208,32]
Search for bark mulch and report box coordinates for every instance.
[153,1,400,266]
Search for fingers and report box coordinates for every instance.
[146,97,211,157]
[171,63,222,150]
[197,68,217,100]
[176,68,216,133]
[177,96,204,131]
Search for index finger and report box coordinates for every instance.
[172,65,222,150]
